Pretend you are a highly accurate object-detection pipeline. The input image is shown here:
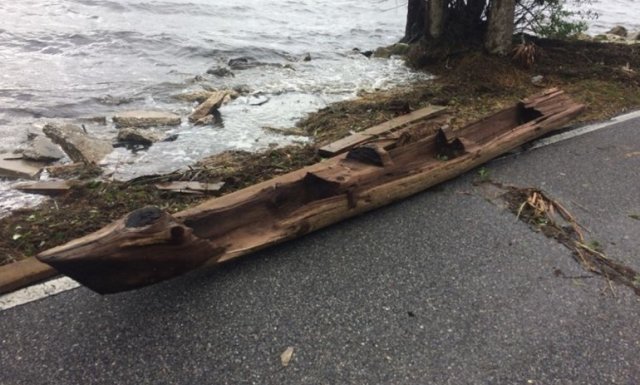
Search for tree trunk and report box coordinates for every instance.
[426,0,446,39]
[401,0,426,43]
[484,0,516,54]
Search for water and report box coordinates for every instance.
[0,0,637,215]
[577,0,640,34]
[0,0,424,180]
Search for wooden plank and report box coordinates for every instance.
[36,90,583,294]
[318,105,447,157]
[0,156,44,180]
[155,181,225,194]
[13,180,72,196]
[0,257,58,295]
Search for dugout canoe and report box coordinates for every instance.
[37,88,584,294]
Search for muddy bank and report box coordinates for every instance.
[1,37,639,266]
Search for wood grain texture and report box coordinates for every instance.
[318,105,447,157]
[37,89,584,294]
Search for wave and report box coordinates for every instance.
[0,27,300,65]
[71,0,236,17]
[69,0,128,12]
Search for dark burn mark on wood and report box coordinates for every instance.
[125,206,164,228]
[346,145,392,167]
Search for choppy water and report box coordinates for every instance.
[576,0,640,34]
[0,0,637,215]
[0,0,423,181]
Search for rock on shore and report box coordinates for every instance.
[21,136,65,162]
[607,25,628,37]
[113,111,181,129]
[173,90,221,103]
[43,123,112,165]
[0,156,45,179]
[116,128,166,146]
[189,91,228,123]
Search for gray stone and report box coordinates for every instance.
[607,25,628,37]
[631,31,640,41]
[188,91,227,123]
[173,90,220,103]
[594,33,625,42]
[193,113,223,127]
[116,127,165,146]
[531,75,544,86]
[174,89,238,104]
[97,95,133,106]
[0,155,44,179]
[206,66,235,77]
[233,85,253,95]
[606,33,626,41]
[193,115,214,126]
[22,136,65,162]
[373,43,411,58]
[77,116,108,125]
[42,123,112,165]
[228,57,256,70]
[574,33,592,41]
[162,134,179,142]
[113,111,181,129]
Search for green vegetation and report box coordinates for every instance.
[477,167,491,181]
[516,0,596,39]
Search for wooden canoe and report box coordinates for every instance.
[37,89,584,294]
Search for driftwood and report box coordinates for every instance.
[318,105,447,157]
[37,89,584,294]
[13,180,72,196]
[155,181,225,195]
[0,156,45,180]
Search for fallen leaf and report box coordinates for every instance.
[280,347,294,367]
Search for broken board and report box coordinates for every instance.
[0,156,44,180]
[13,180,72,196]
[155,181,225,195]
[318,105,447,157]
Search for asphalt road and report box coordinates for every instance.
[1,116,639,384]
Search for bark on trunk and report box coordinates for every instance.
[426,0,446,39]
[401,0,426,43]
[484,0,516,54]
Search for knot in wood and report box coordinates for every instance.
[125,206,164,228]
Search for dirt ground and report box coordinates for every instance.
[1,37,639,266]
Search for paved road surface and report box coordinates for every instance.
[1,116,639,384]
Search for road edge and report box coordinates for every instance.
[0,109,637,303]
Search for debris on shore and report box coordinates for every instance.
[35,89,584,293]
[113,111,182,129]
[0,36,639,269]
[43,123,112,165]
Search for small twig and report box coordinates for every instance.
[516,200,528,221]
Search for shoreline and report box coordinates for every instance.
[1,36,639,272]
